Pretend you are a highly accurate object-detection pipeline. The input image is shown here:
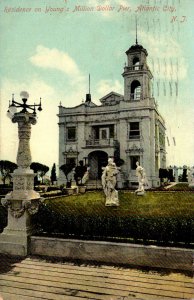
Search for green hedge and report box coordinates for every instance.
[32,203,193,246]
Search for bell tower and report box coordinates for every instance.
[122,36,153,102]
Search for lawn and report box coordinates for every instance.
[44,190,194,218]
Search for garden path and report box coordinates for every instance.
[0,255,193,300]
[164,182,177,189]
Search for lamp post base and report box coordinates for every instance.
[0,198,40,256]
[0,228,30,256]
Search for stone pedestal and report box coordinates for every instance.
[0,198,40,256]
[0,168,41,256]
[65,187,78,195]
[105,190,119,206]
[78,185,86,194]
[135,191,145,196]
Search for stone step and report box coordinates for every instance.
[86,180,102,189]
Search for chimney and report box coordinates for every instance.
[86,93,91,102]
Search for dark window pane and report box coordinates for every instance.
[129,122,140,139]
[67,127,76,140]
[130,122,139,130]
[101,129,107,139]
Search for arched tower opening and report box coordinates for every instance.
[131,80,141,100]
[133,57,140,70]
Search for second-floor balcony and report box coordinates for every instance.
[85,138,116,148]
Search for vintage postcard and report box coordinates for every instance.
[0,0,193,169]
[0,0,193,299]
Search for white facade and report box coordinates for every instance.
[58,43,166,187]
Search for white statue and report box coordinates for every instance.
[135,161,147,195]
[174,166,179,183]
[101,158,119,206]
[188,167,194,188]
[82,166,90,184]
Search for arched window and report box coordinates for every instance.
[131,80,141,100]
[133,57,140,70]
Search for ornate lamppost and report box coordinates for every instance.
[0,91,43,256]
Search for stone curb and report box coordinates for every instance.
[30,236,194,272]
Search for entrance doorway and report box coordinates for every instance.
[88,151,108,179]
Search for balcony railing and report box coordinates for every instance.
[124,65,143,72]
[86,138,116,147]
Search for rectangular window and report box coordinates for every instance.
[67,127,76,141]
[129,122,140,139]
[130,156,140,170]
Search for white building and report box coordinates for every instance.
[58,41,166,188]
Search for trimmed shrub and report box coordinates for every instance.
[32,203,194,246]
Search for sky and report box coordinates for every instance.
[0,0,194,174]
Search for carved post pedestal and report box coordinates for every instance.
[0,111,41,256]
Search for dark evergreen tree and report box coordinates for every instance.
[51,163,57,185]
[30,162,49,184]
[0,160,17,185]
[60,162,75,187]
[74,160,87,185]
[182,167,188,182]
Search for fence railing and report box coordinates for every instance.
[86,138,116,147]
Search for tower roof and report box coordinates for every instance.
[126,44,148,56]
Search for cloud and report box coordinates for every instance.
[164,105,194,167]
[1,77,55,101]
[30,45,85,83]
[138,31,188,81]
[96,79,123,97]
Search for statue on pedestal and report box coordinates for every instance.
[135,161,147,195]
[101,158,119,206]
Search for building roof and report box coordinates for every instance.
[126,44,148,56]
[100,91,124,105]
